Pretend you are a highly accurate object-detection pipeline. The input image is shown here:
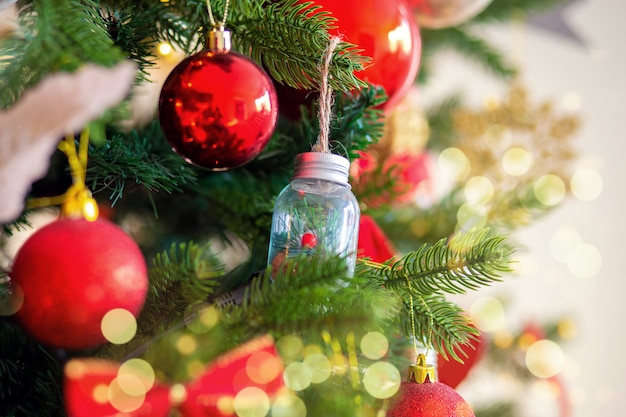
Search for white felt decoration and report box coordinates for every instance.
[0,62,137,223]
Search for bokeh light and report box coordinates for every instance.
[107,376,146,413]
[457,202,488,231]
[158,42,173,57]
[470,296,506,332]
[271,393,307,417]
[502,147,533,176]
[101,308,137,344]
[233,386,270,417]
[534,175,566,206]
[246,351,283,385]
[525,339,565,378]
[303,353,332,384]
[118,359,155,395]
[464,176,494,204]
[362,362,401,399]
[276,335,304,364]
[176,334,198,355]
[549,228,583,263]
[186,303,219,334]
[570,168,603,201]
[439,147,470,181]
[360,331,389,360]
[283,362,313,391]
[567,243,602,279]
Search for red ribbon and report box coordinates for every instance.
[64,335,285,417]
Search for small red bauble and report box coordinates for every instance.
[159,49,278,170]
[388,380,475,417]
[304,0,421,110]
[301,232,318,249]
[11,218,148,349]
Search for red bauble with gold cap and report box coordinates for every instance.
[388,354,475,417]
[159,28,278,170]
[10,217,148,349]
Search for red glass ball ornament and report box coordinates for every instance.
[11,218,148,349]
[301,232,318,249]
[388,380,475,417]
[159,50,278,170]
[305,0,421,110]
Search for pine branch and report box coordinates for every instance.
[86,123,198,205]
[234,0,369,90]
[0,0,126,108]
[376,230,513,295]
[138,241,224,334]
[401,293,480,361]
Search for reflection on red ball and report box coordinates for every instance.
[159,50,278,170]
[11,218,148,349]
[304,0,421,110]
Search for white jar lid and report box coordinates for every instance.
[292,152,350,185]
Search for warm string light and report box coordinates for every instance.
[26,128,99,221]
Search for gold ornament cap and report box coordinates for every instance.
[408,353,436,383]
[207,26,231,53]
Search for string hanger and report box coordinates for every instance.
[206,0,231,29]
[312,36,341,154]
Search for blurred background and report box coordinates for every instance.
[421,0,626,415]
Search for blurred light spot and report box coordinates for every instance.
[483,95,500,111]
[186,303,219,333]
[303,353,332,384]
[360,332,389,360]
[115,372,146,397]
[557,318,577,340]
[119,359,155,394]
[283,362,312,391]
[562,92,582,112]
[550,229,583,263]
[439,147,470,181]
[158,42,173,56]
[362,362,401,399]
[0,283,23,316]
[571,168,603,201]
[83,199,99,221]
[276,335,304,363]
[187,360,205,380]
[567,243,602,279]
[518,332,539,351]
[464,176,494,204]
[93,383,108,404]
[217,395,235,416]
[525,339,565,378]
[108,376,145,412]
[493,331,513,349]
[302,343,323,358]
[457,203,488,231]
[176,334,198,355]
[271,393,306,417]
[534,175,566,206]
[169,384,187,405]
[502,147,533,176]
[101,308,136,344]
[470,297,505,332]
[246,351,282,385]
[233,386,270,417]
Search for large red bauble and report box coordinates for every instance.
[306,0,421,110]
[11,218,148,349]
[159,50,278,170]
[388,380,475,417]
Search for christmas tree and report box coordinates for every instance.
[0,1,579,416]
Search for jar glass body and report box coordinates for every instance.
[267,177,360,276]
